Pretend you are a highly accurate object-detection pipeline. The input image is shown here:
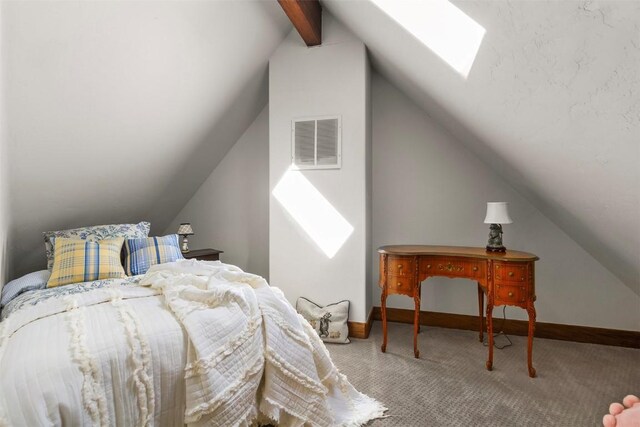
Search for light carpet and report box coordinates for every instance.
[327,322,639,426]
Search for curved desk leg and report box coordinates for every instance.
[413,289,420,358]
[381,290,387,353]
[486,300,494,371]
[417,283,421,333]
[477,283,484,343]
[527,303,537,378]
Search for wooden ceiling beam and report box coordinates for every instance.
[277,0,322,47]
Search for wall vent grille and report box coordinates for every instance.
[292,116,341,169]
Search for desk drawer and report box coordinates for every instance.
[421,257,485,280]
[388,256,416,277]
[387,275,415,296]
[494,262,528,283]
[495,283,527,306]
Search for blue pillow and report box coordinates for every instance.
[124,234,184,276]
[1,270,51,308]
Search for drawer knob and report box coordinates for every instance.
[473,266,478,272]
[398,264,403,269]
[508,271,514,277]
[508,292,513,297]
[398,282,402,287]
[426,264,431,269]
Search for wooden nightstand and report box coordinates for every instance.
[182,248,223,261]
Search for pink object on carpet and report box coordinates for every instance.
[603,395,640,427]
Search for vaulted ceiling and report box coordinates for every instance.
[2,0,638,295]
[323,0,640,294]
[2,0,290,276]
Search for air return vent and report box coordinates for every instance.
[292,116,341,169]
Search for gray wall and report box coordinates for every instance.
[365,54,373,319]
[269,17,371,322]
[164,71,639,331]
[164,107,269,279]
[2,0,288,279]
[4,1,635,330]
[0,135,6,288]
[371,73,639,330]
[0,2,9,289]
[0,140,7,289]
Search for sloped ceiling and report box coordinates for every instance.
[2,0,290,277]
[3,0,638,294]
[323,0,640,294]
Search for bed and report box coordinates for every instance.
[0,243,385,426]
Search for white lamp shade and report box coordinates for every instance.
[484,202,513,224]
[177,223,194,235]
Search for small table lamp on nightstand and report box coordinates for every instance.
[178,223,194,253]
[484,202,513,253]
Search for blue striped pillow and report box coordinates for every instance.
[124,234,184,276]
[1,270,50,309]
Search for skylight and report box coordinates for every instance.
[371,0,486,78]
[273,169,354,258]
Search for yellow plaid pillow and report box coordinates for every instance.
[47,237,126,288]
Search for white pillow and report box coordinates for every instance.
[296,297,350,344]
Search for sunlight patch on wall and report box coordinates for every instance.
[273,169,354,258]
[371,0,485,78]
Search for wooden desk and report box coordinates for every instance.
[378,245,539,377]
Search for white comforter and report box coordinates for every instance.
[0,260,385,426]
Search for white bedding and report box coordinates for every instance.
[0,260,385,426]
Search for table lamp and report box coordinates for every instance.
[177,223,194,253]
[484,202,512,253]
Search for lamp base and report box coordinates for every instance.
[181,236,190,253]
[486,224,506,253]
